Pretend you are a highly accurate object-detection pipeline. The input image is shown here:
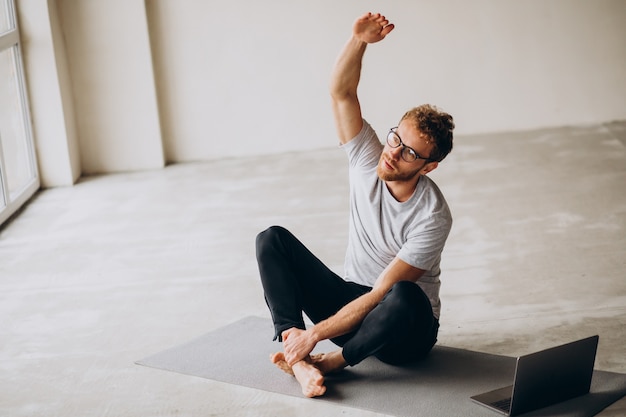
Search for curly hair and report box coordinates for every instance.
[400,104,454,162]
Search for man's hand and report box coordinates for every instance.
[282,328,318,366]
[353,12,395,44]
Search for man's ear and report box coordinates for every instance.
[421,161,438,175]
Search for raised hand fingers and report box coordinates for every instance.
[369,13,386,24]
[354,11,394,42]
[368,12,392,29]
[381,22,395,36]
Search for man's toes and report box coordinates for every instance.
[309,353,324,363]
[270,352,284,363]
[270,352,295,375]
[304,383,326,398]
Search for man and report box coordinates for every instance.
[255,12,454,398]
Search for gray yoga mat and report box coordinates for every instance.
[136,316,626,417]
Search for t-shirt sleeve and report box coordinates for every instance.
[397,206,452,272]
[341,119,383,170]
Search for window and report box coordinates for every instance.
[0,0,39,226]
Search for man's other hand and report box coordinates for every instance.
[353,12,395,44]
[282,327,318,366]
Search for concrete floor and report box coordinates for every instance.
[1,121,625,417]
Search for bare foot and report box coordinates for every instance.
[291,359,326,397]
[271,352,326,397]
[271,352,326,376]
[310,350,348,375]
[270,352,294,376]
[270,351,347,398]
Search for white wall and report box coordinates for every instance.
[148,0,626,163]
[56,0,164,175]
[17,0,80,187]
[17,0,626,183]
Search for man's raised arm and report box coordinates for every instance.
[330,12,394,144]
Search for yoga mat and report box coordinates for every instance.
[136,316,626,417]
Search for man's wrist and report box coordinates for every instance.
[349,35,368,48]
[308,325,323,344]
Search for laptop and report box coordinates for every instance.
[471,335,599,416]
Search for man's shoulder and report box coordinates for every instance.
[342,119,376,148]
[342,119,382,169]
[414,176,452,220]
[417,175,446,198]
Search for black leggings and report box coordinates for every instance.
[255,226,439,366]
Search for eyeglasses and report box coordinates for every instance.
[386,127,433,163]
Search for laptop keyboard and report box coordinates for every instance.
[490,397,512,412]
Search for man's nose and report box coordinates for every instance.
[389,145,402,160]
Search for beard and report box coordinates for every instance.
[376,155,424,182]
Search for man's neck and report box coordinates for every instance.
[384,176,421,202]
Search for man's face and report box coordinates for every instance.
[376,119,435,182]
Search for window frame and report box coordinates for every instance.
[0,0,39,226]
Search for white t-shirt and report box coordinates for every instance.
[341,120,452,319]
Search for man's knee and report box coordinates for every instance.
[256,225,288,255]
[382,281,431,316]
[385,281,419,303]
